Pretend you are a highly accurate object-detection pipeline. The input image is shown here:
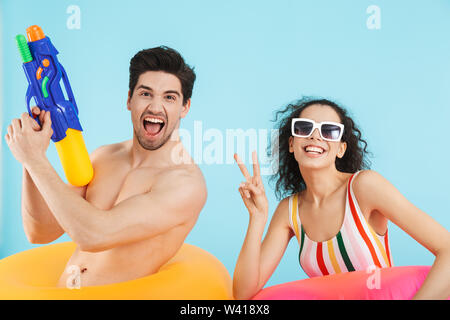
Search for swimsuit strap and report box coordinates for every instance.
[347,171,393,268]
[289,193,300,242]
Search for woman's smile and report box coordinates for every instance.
[302,144,327,158]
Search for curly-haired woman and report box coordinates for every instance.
[233,97,450,300]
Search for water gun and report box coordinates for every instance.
[15,25,93,186]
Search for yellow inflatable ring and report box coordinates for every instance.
[0,242,233,300]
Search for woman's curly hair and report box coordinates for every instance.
[269,97,371,200]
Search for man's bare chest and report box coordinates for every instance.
[85,165,159,210]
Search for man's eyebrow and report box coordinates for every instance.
[164,90,181,97]
[136,85,181,97]
[136,85,153,91]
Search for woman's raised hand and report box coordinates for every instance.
[234,151,269,219]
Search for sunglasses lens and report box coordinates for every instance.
[293,121,313,136]
[321,124,342,140]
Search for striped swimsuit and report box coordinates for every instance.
[288,171,393,278]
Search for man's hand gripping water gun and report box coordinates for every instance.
[14,25,93,186]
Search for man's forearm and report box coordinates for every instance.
[22,167,50,218]
[22,167,64,242]
[24,156,104,248]
[22,167,63,226]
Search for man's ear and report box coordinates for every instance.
[127,90,132,110]
[180,98,191,119]
[337,141,347,159]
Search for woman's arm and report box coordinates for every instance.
[233,152,294,299]
[233,198,293,300]
[354,170,450,299]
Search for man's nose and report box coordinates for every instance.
[147,96,165,110]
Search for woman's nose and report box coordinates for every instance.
[309,128,322,140]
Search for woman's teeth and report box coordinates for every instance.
[305,146,324,154]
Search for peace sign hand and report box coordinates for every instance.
[234,151,269,220]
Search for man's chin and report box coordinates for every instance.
[136,132,171,151]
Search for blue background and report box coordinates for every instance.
[1,0,449,287]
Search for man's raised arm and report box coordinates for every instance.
[19,107,86,244]
[21,167,67,243]
[25,154,206,252]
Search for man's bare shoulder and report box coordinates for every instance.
[151,162,207,209]
[89,141,130,164]
[155,163,206,192]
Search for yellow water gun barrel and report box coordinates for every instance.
[54,129,93,187]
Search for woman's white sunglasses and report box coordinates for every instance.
[291,118,344,142]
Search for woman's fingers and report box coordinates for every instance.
[239,181,268,216]
[238,186,256,211]
[235,152,263,182]
[252,151,261,180]
[236,151,262,178]
[236,152,268,215]
[234,153,252,181]
[239,182,251,198]
[242,181,262,197]
[240,181,265,205]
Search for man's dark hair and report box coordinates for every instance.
[129,46,196,105]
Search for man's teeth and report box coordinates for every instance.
[144,118,164,124]
[305,146,324,154]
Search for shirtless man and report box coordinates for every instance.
[5,46,207,288]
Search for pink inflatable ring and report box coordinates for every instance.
[252,266,447,300]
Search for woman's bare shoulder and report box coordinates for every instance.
[270,195,292,227]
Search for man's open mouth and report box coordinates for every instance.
[143,116,166,136]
